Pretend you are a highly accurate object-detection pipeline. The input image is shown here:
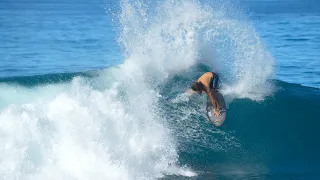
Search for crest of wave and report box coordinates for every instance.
[118,0,274,100]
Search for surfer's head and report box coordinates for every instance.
[191,81,204,94]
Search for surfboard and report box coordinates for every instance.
[205,91,227,127]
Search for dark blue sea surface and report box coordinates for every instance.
[246,0,320,89]
[0,0,121,77]
[0,0,319,179]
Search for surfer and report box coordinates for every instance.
[190,72,221,117]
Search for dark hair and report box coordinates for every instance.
[191,82,204,92]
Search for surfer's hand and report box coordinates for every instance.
[213,108,220,117]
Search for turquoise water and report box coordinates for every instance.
[0,0,319,179]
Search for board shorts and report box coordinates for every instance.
[210,72,219,89]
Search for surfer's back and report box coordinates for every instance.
[196,72,215,92]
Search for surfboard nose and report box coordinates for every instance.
[205,91,227,127]
[206,108,226,127]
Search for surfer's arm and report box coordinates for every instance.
[207,89,221,110]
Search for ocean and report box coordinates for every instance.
[0,0,319,179]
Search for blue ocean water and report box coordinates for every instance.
[246,0,320,89]
[0,0,319,179]
[0,0,121,77]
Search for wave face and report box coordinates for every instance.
[0,0,278,179]
[161,75,320,179]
